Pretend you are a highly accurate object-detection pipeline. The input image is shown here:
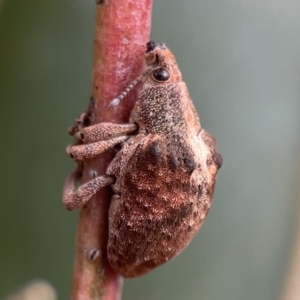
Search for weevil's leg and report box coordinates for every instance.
[67,135,128,162]
[63,168,115,210]
[68,112,90,137]
[75,123,137,143]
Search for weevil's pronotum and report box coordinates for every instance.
[63,41,222,278]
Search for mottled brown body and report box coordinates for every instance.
[63,42,222,278]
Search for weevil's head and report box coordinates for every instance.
[144,41,182,85]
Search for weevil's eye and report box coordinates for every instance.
[152,68,170,82]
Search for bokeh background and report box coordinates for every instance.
[1,0,300,299]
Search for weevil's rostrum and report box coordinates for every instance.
[63,41,222,278]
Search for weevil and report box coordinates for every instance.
[63,41,222,278]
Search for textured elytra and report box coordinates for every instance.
[63,42,222,278]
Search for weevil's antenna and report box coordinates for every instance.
[109,68,152,107]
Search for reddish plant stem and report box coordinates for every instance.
[282,186,300,300]
[70,1,152,299]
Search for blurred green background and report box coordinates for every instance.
[1,0,300,299]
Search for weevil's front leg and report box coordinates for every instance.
[67,135,129,162]
[74,123,137,143]
[63,167,115,210]
[68,112,90,137]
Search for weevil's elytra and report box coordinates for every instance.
[63,41,222,278]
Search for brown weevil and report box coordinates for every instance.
[63,41,222,278]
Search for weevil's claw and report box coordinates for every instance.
[146,41,166,53]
